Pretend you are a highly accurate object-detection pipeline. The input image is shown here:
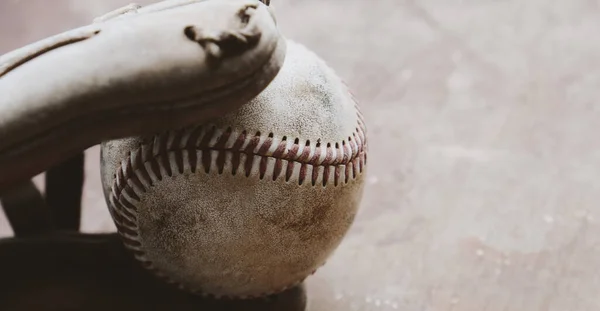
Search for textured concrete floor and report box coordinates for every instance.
[2,0,600,310]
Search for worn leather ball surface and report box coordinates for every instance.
[99,39,368,298]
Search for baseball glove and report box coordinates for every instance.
[0,1,303,310]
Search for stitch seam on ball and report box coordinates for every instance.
[109,97,367,299]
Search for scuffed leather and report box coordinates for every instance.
[100,40,367,298]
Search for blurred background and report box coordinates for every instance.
[2,0,600,310]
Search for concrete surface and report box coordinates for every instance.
[2,0,600,310]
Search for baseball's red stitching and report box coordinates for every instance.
[109,98,367,299]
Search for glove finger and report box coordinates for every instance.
[0,180,53,237]
[44,151,85,231]
[0,0,286,191]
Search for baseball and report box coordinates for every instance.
[99,39,368,298]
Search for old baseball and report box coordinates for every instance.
[100,39,368,298]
